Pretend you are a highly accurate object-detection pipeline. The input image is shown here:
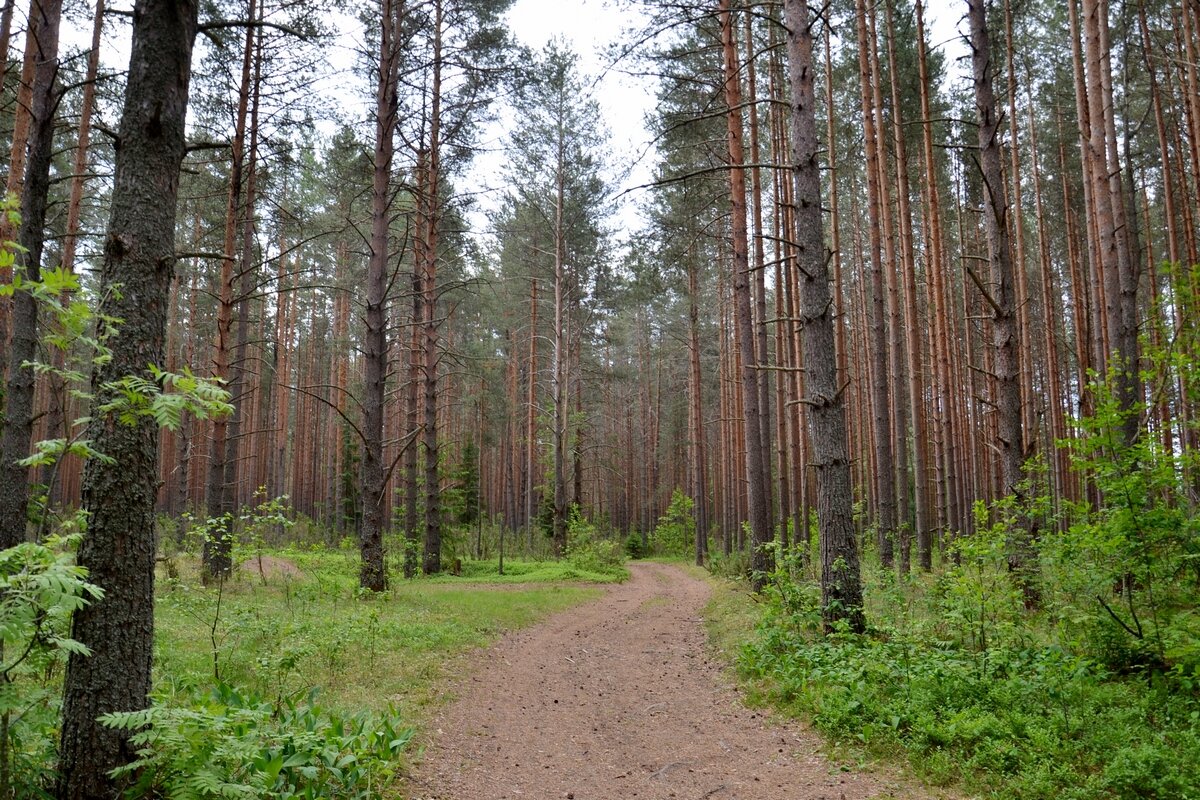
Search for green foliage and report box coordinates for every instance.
[740,606,1200,799]
[154,547,605,708]
[1039,373,1199,674]
[99,365,232,432]
[434,557,627,584]
[623,532,644,560]
[445,441,480,525]
[0,535,103,795]
[649,489,694,557]
[933,504,1027,653]
[731,351,1200,799]
[180,492,294,567]
[235,491,295,563]
[564,508,626,578]
[102,683,412,799]
[706,548,750,581]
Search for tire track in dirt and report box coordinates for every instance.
[409,562,908,800]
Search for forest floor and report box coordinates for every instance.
[407,561,919,800]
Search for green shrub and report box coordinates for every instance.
[102,683,412,799]
[0,533,103,796]
[565,508,625,576]
[624,533,645,560]
[650,490,694,556]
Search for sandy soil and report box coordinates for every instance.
[408,561,911,800]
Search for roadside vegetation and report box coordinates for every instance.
[704,378,1200,800]
[2,498,625,797]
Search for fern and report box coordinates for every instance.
[102,683,413,799]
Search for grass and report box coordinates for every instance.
[154,547,606,719]
[700,559,1200,800]
[429,555,629,584]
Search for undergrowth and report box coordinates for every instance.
[740,577,1200,799]
[729,369,1200,800]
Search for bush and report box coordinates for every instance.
[0,533,103,795]
[739,608,1200,799]
[624,533,645,560]
[565,508,625,576]
[650,490,694,556]
[102,683,412,799]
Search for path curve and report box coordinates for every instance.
[409,562,900,800]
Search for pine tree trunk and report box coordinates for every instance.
[720,0,771,587]
[361,0,401,591]
[968,0,1037,606]
[855,0,896,566]
[422,0,444,575]
[41,0,104,503]
[783,0,864,632]
[222,9,263,517]
[551,135,568,557]
[916,0,949,561]
[203,1,257,579]
[0,0,60,548]
[687,256,708,564]
[57,0,199,793]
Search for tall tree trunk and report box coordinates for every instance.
[916,0,949,562]
[783,0,864,632]
[0,0,40,392]
[203,0,257,579]
[720,0,771,587]
[744,10,774,536]
[524,277,538,546]
[687,255,709,565]
[361,0,401,591]
[422,0,444,575]
[57,0,199,793]
[1086,0,1139,443]
[41,0,104,503]
[967,0,1036,606]
[403,262,421,577]
[0,0,60,548]
[550,87,569,557]
[855,0,896,566]
[885,0,929,572]
[221,6,263,517]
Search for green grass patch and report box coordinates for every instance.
[717,559,1200,800]
[155,548,605,719]
[699,569,761,665]
[428,556,628,584]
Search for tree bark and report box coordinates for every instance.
[783,0,865,633]
[855,0,896,567]
[422,0,444,575]
[203,0,257,579]
[967,0,1036,606]
[720,0,771,588]
[57,0,199,794]
[0,0,61,549]
[41,0,104,504]
[687,256,709,565]
[361,0,401,591]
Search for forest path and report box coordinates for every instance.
[408,561,906,800]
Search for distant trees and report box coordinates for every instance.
[492,41,608,556]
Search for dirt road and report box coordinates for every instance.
[410,561,902,800]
